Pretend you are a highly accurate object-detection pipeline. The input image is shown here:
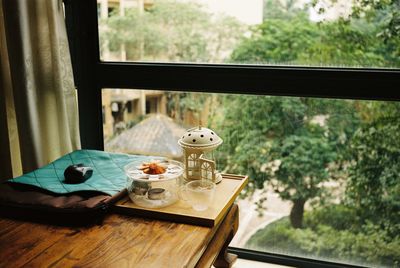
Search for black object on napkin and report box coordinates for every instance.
[64,164,93,184]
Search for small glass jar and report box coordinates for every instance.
[124,160,184,208]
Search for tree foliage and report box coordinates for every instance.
[216,95,359,228]
[313,0,400,42]
[346,102,400,234]
[99,0,244,62]
[263,0,308,20]
[232,1,399,67]
[247,209,400,267]
[224,0,399,231]
[231,17,318,65]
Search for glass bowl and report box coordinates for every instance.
[124,159,184,208]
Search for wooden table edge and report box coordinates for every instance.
[192,203,239,268]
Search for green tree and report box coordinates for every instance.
[231,17,318,65]
[271,133,336,228]
[311,0,400,66]
[246,211,400,267]
[216,96,358,228]
[232,1,399,67]
[227,0,400,255]
[99,0,244,62]
[306,19,390,67]
[263,0,308,20]
[313,0,400,42]
[346,102,400,234]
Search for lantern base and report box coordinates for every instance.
[215,173,222,184]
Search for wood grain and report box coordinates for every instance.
[0,204,239,268]
[114,175,248,227]
[196,204,239,268]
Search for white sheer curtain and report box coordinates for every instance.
[0,0,81,181]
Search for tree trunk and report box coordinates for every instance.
[290,199,306,229]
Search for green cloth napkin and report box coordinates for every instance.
[8,149,159,196]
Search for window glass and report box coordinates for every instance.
[98,0,399,68]
[102,88,400,267]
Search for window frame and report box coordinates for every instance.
[64,0,400,267]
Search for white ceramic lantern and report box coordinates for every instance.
[178,126,223,183]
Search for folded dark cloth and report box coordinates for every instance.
[0,182,126,226]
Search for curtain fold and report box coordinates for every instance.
[0,0,81,181]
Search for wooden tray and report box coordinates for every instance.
[113,174,248,227]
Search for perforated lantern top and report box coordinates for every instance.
[178,126,223,152]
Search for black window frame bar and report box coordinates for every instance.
[228,247,367,268]
[64,0,400,149]
[64,0,399,267]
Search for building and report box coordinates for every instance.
[98,0,167,139]
[102,89,166,139]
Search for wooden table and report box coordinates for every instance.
[0,204,239,268]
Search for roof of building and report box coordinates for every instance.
[105,114,186,159]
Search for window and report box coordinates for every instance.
[126,101,132,113]
[64,0,400,267]
[101,88,400,268]
[200,159,214,181]
[97,0,399,69]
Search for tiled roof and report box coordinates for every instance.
[105,114,186,159]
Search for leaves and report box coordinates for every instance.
[99,0,244,62]
[346,102,400,232]
[231,3,399,67]
[215,95,360,228]
[246,210,400,267]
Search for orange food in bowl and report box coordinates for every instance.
[139,161,167,175]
